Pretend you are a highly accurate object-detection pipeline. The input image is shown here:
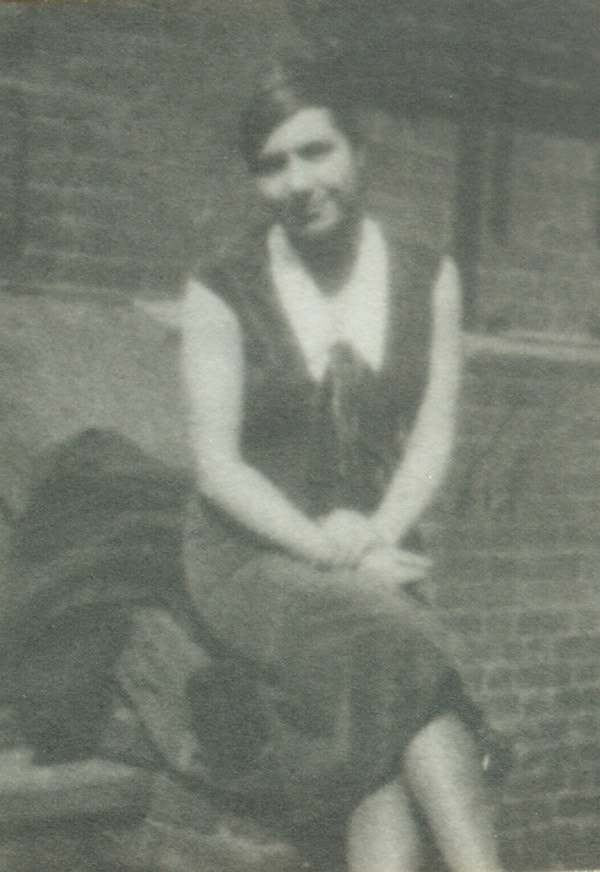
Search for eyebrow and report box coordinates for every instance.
[254,151,287,174]
[256,137,335,172]
[298,140,334,157]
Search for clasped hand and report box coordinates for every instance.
[317,509,431,589]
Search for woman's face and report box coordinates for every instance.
[254,106,363,242]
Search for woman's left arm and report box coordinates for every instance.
[371,256,462,546]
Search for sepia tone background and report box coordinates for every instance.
[0,2,598,870]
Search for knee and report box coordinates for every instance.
[347,779,422,872]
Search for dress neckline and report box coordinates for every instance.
[267,216,390,382]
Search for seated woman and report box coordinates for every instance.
[2,62,507,872]
[180,63,506,872]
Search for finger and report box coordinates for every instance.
[393,550,432,568]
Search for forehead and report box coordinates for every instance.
[260,106,351,157]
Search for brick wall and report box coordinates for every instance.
[3,2,599,334]
[0,3,599,870]
[433,342,600,871]
[1,0,289,299]
[476,132,600,337]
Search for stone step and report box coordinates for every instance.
[0,748,152,823]
[96,771,307,871]
[0,750,308,871]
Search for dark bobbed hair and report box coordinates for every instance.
[239,60,362,171]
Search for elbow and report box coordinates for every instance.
[195,465,220,503]
[194,452,241,505]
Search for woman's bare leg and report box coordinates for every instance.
[404,713,504,872]
[346,779,422,872]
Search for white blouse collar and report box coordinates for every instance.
[268,217,389,382]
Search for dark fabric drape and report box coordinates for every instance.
[1,428,193,761]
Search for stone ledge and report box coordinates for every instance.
[0,749,152,824]
[465,331,600,376]
[98,816,303,872]
[0,753,307,871]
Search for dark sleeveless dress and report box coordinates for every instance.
[182,222,484,822]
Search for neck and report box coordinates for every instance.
[288,216,364,296]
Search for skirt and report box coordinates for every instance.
[173,496,484,825]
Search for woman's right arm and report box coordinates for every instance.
[181,279,353,567]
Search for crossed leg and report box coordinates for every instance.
[347,714,504,872]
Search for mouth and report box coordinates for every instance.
[290,199,334,230]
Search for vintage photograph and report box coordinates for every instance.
[0,2,598,870]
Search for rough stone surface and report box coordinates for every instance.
[0,749,151,823]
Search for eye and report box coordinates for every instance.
[255,152,286,176]
[298,140,334,161]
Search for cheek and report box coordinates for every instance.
[256,177,290,205]
[319,152,359,191]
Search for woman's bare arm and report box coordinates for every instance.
[371,256,462,545]
[182,279,366,566]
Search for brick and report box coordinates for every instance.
[572,713,600,737]
[449,575,519,608]
[496,639,526,660]
[566,838,600,872]
[27,118,75,158]
[519,743,560,770]
[491,552,581,583]
[69,157,138,189]
[562,761,600,792]
[444,612,484,635]
[517,611,571,635]
[26,217,73,250]
[27,185,64,220]
[516,664,572,689]
[482,610,519,636]
[558,793,600,818]
[548,744,593,784]
[556,687,600,711]
[458,665,485,688]
[511,764,561,793]
[564,741,600,768]
[517,717,569,743]
[557,634,600,660]
[576,604,600,636]
[523,636,556,659]
[500,797,556,827]
[533,823,594,870]
[28,156,74,188]
[0,708,23,750]
[32,6,135,58]
[56,186,136,223]
[23,247,142,292]
[513,133,597,180]
[485,666,514,691]
[487,692,522,717]
[522,694,559,718]
[573,663,600,684]
[21,247,60,276]
[68,114,132,158]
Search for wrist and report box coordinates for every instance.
[294,525,338,567]
[369,515,397,549]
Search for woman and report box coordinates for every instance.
[181,65,506,872]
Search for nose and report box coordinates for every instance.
[286,155,312,194]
